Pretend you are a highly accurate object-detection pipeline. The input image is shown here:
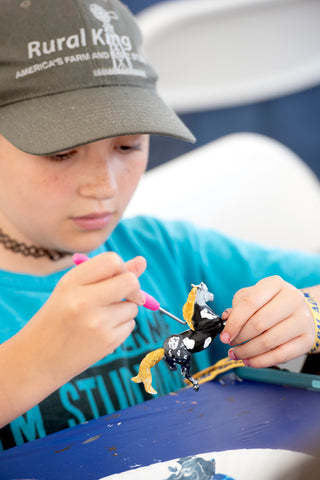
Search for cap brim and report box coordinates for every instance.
[0,86,195,155]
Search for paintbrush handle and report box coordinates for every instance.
[72,254,186,324]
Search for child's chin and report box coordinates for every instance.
[71,231,111,253]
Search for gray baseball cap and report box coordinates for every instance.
[0,0,195,155]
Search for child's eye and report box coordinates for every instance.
[113,135,146,154]
[116,144,142,153]
[45,150,76,162]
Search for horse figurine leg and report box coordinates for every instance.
[163,335,200,392]
[180,362,199,392]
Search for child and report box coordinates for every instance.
[0,0,319,451]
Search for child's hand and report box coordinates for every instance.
[0,252,146,425]
[220,276,315,368]
[37,252,147,377]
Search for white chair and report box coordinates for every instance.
[132,0,320,251]
[125,132,320,252]
[137,0,320,112]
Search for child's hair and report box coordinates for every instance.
[0,0,194,156]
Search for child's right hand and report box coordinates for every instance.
[38,252,147,378]
[0,252,146,426]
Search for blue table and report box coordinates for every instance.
[0,378,319,479]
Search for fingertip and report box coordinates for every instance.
[130,317,136,330]
[220,331,231,344]
[228,349,237,361]
[137,290,146,306]
[136,255,147,267]
[137,255,147,274]
[126,256,147,278]
[221,308,232,320]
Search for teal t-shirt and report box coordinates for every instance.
[1,216,320,450]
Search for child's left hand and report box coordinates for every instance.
[220,275,316,368]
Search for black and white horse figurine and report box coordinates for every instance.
[131,282,225,394]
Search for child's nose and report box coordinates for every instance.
[79,153,117,200]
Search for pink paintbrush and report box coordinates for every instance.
[72,253,186,325]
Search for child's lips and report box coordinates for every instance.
[72,211,114,231]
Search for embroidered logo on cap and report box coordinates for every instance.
[89,3,146,78]
[16,2,147,80]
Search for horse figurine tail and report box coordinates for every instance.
[131,347,165,395]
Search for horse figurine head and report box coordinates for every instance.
[132,282,225,394]
[182,282,214,331]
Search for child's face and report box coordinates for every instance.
[0,134,149,255]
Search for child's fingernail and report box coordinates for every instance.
[243,359,250,367]
[228,349,237,361]
[222,308,231,320]
[220,332,231,343]
[138,291,146,306]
